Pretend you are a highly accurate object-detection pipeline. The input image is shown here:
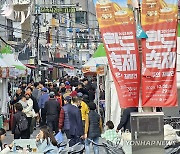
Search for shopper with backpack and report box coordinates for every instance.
[12,103,28,139]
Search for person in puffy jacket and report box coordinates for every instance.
[36,125,58,154]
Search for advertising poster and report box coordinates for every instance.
[94,0,140,108]
[141,0,178,106]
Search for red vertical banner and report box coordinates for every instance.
[141,0,178,107]
[95,0,140,108]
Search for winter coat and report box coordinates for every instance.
[36,138,58,154]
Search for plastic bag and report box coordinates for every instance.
[55,131,64,144]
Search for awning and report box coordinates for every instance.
[41,62,53,68]
[59,63,74,70]
[25,64,36,69]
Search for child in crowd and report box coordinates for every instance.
[36,125,59,154]
[0,128,13,153]
[101,121,120,143]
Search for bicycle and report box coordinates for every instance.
[87,138,125,154]
[164,142,180,154]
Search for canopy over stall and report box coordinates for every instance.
[82,44,121,127]
[82,44,108,74]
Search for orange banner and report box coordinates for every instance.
[95,0,140,108]
[141,0,178,107]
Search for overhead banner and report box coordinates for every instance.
[94,0,140,108]
[141,0,178,106]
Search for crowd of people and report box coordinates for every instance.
[0,76,136,153]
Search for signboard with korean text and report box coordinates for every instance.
[40,7,76,13]
[141,0,178,107]
[94,0,140,108]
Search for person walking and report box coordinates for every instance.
[25,87,39,134]
[84,103,102,154]
[77,92,89,129]
[44,92,60,134]
[32,82,41,103]
[12,103,28,139]
[23,92,35,138]
[59,97,83,147]
[116,107,138,132]
[38,88,49,126]
[59,96,72,135]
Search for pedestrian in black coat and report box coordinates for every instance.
[12,103,28,139]
[44,92,60,134]
[116,107,138,132]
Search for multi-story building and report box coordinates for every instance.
[0,0,100,79]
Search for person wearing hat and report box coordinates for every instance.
[84,103,102,154]
[44,92,60,134]
[38,88,49,126]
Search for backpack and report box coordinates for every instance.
[17,114,28,132]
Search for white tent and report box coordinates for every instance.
[83,57,108,73]
[83,56,121,127]
[2,54,25,68]
[0,58,8,67]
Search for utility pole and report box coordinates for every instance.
[34,1,41,81]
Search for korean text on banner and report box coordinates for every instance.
[94,0,140,108]
[141,0,178,107]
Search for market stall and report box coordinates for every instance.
[82,44,121,127]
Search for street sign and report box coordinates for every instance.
[40,7,76,13]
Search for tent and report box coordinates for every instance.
[0,57,8,67]
[1,53,28,77]
[82,44,108,74]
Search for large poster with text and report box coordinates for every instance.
[141,0,178,107]
[94,0,140,108]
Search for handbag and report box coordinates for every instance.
[121,129,131,141]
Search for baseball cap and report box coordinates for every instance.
[77,92,83,98]
[64,96,71,101]
[70,91,77,97]
[49,91,55,97]
[65,81,70,85]
[41,87,48,92]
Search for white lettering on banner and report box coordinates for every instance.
[110,52,137,71]
[146,30,176,51]
[103,32,135,54]
[146,50,176,69]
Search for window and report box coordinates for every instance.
[75,11,87,24]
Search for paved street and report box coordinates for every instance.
[4,127,108,154]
